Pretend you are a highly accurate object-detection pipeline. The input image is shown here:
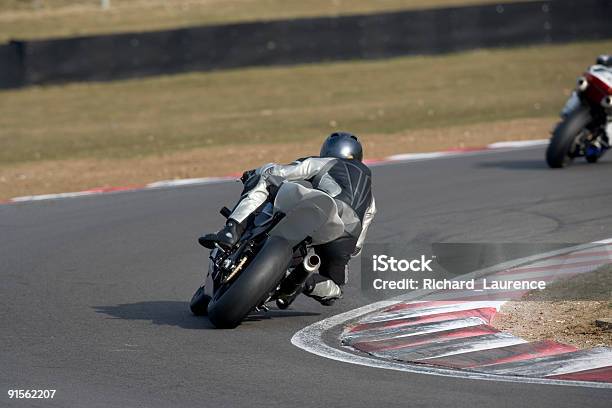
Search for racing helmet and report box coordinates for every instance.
[320,131,363,161]
[596,54,612,67]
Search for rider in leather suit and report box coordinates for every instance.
[597,55,612,141]
[199,132,376,305]
[563,55,612,142]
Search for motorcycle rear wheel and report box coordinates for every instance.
[207,236,293,329]
[546,106,592,168]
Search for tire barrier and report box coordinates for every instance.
[1,0,611,89]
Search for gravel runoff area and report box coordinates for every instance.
[493,266,612,349]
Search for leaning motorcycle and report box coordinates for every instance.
[189,177,344,329]
[546,55,612,168]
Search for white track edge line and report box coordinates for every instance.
[6,139,548,203]
[291,239,612,389]
[290,304,611,389]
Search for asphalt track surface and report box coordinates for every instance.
[2,146,612,408]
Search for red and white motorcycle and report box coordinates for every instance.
[546,55,612,168]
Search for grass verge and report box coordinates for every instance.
[0,117,552,200]
[1,39,610,199]
[0,0,529,43]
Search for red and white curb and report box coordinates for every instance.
[291,239,612,388]
[2,139,548,204]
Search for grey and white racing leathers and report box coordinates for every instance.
[231,156,376,286]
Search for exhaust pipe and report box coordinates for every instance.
[602,96,612,109]
[275,254,319,310]
[303,253,321,273]
[576,76,589,92]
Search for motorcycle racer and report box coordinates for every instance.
[199,132,376,306]
[561,54,612,138]
[547,54,612,167]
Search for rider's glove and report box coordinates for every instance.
[240,169,256,184]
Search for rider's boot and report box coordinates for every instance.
[303,274,343,306]
[198,219,245,250]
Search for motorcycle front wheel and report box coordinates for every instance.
[546,106,592,168]
[189,285,211,316]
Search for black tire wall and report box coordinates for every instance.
[2,0,612,88]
